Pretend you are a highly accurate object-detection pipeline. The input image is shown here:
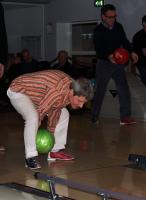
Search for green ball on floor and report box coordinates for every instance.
[36,129,55,154]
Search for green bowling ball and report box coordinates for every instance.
[36,129,55,154]
[37,180,50,192]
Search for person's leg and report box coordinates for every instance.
[112,66,136,125]
[137,65,146,85]
[112,66,131,118]
[91,60,115,123]
[52,108,69,151]
[7,88,41,168]
[48,108,74,161]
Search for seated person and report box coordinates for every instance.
[6,53,23,84]
[5,50,39,90]
[52,50,79,79]
[38,60,50,70]
[21,49,39,74]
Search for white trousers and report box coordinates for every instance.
[7,88,69,159]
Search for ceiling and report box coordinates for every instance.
[2,0,53,10]
[2,0,53,4]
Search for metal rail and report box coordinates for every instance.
[34,172,146,200]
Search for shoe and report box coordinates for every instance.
[91,118,100,126]
[120,117,136,125]
[25,157,41,170]
[47,151,75,161]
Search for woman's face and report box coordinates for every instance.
[70,95,87,109]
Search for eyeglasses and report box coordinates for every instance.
[104,15,117,19]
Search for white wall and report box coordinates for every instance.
[5,5,44,59]
[45,0,99,59]
[45,0,146,60]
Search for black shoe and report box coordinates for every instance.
[91,118,100,126]
[25,157,41,170]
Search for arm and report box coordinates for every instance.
[132,34,141,55]
[47,109,61,133]
[0,64,4,79]
[119,24,132,52]
[93,25,108,58]
[120,24,138,64]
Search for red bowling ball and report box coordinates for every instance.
[113,48,129,64]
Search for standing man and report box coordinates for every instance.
[0,1,8,151]
[91,4,138,126]
[7,70,93,170]
[132,15,146,85]
[0,1,8,68]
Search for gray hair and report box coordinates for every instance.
[71,77,94,101]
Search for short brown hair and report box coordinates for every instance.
[71,78,94,101]
[101,4,116,15]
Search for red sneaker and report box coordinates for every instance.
[47,151,75,161]
[120,117,136,125]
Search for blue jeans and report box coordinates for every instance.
[91,59,131,121]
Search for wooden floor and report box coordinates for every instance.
[0,110,146,200]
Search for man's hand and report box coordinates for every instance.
[108,54,117,64]
[0,64,4,79]
[131,52,138,64]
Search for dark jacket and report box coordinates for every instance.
[93,21,132,60]
[0,3,8,65]
[132,29,146,67]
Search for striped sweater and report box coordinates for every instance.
[10,70,73,132]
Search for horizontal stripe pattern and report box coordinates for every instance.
[10,70,72,132]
